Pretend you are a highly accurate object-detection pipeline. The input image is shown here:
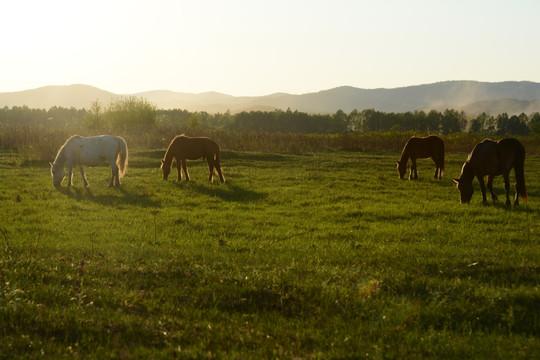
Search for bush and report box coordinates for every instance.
[82,97,157,132]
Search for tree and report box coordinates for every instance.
[359,109,383,132]
[82,100,104,130]
[347,109,361,132]
[528,112,540,135]
[505,113,529,135]
[469,112,490,134]
[187,114,201,131]
[426,110,442,133]
[106,96,157,131]
[496,113,510,135]
[441,109,465,134]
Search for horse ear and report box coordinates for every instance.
[452,178,460,185]
[396,160,400,166]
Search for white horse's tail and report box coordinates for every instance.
[116,136,128,177]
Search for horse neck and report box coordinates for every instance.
[398,147,409,164]
[461,161,475,182]
[162,146,175,167]
[53,146,67,168]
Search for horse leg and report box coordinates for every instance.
[487,175,498,202]
[79,166,89,187]
[114,165,120,187]
[432,157,438,179]
[109,163,120,187]
[410,158,418,179]
[176,159,182,181]
[207,158,214,183]
[502,172,512,206]
[434,157,443,179]
[513,169,521,206]
[215,159,225,183]
[67,163,73,187]
[477,175,488,203]
[182,160,190,181]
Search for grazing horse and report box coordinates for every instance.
[453,138,527,206]
[51,135,128,187]
[161,135,225,183]
[396,135,445,179]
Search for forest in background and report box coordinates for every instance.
[1,97,540,161]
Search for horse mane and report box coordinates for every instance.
[161,136,180,169]
[53,135,84,167]
[398,139,411,163]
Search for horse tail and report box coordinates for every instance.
[515,143,528,201]
[116,136,129,177]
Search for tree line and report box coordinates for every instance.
[1,98,540,136]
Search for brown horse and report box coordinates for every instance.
[453,138,527,206]
[161,135,225,183]
[396,135,445,179]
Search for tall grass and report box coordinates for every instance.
[1,125,540,163]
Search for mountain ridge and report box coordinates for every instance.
[1,81,540,115]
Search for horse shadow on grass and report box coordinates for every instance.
[57,186,161,208]
[180,182,267,203]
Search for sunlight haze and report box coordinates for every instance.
[2,0,539,96]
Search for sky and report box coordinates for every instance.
[1,0,540,96]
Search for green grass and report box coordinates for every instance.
[0,148,538,359]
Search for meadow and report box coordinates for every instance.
[0,147,538,359]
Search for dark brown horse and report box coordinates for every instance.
[161,135,225,183]
[396,135,445,179]
[453,138,527,206]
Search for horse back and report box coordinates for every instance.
[468,139,501,176]
[68,135,121,165]
[496,138,525,171]
[172,135,220,160]
[406,135,443,159]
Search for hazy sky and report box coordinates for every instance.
[2,0,539,96]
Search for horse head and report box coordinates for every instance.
[453,178,473,204]
[396,160,406,179]
[50,162,65,187]
[161,159,170,180]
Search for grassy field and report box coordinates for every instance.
[0,148,538,359]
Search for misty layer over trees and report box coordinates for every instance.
[1,99,538,136]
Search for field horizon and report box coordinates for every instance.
[0,147,538,358]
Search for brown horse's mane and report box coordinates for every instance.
[161,138,178,170]
[398,139,411,164]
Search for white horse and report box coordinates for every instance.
[51,135,128,187]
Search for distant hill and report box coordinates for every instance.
[0,84,121,109]
[2,81,540,115]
